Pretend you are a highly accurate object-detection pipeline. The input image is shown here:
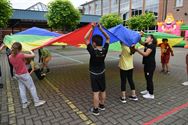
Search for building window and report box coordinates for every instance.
[145,0,159,18]
[95,0,101,15]
[103,0,110,15]
[132,0,143,16]
[111,0,118,13]
[120,0,130,20]
[84,5,89,14]
[89,3,95,14]
[89,5,91,14]
[175,0,183,7]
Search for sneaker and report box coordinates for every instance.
[99,104,105,111]
[120,97,127,103]
[22,102,31,108]
[140,90,148,95]
[129,96,138,101]
[142,93,154,99]
[41,73,46,76]
[90,107,99,116]
[12,76,17,80]
[166,71,170,74]
[182,81,188,86]
[34,100,46,107]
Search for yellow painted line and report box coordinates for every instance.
[2,54,16,125]
[44,78,95,125]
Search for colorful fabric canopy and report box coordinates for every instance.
[3,35,53,51]
[109,32,183,51]
[37,24,93,49]
[91,26,120,45]
[109,24,141,47]
[145,32,183,47]
[180,24,188,30]
[109,39,144,52]
[16,27,61,37]
[5,24,182,52]
[3,27,66,51]
[39,24,121,49]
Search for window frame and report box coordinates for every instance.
[175,0,184,7]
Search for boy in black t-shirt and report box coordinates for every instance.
[84,23,110,116]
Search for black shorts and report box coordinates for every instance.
[90,73,106,92]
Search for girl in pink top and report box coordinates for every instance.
[9,42,46,108]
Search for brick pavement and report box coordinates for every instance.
[0,47,188,125]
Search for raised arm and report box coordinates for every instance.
[84,23,95,45]
[98,23,110,43]
[0,44,6,51]
[136,48,152,57]
[139,31,145,46]
[24,50,35,58]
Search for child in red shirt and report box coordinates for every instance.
[159,38,174,74]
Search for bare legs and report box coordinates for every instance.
[93,91,106,108]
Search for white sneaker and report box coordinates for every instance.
[140,90,148,95]
[143,93,155,99]
[182,81,188,86]
[22,102,31,108]
[120,97,127,103]
[34,100,46,107]
[12,76,17,80]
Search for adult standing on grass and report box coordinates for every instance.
[135,33,157,99]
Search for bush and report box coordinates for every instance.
[100,13,123,29]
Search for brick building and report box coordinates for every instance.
[81,0,188,23]
[165,0,188,24]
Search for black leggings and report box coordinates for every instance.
[28,69,45,80]
[144,64,156,95]
[120,69,135,91]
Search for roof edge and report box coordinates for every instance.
[13,9,47,12]
[80,0,96,6]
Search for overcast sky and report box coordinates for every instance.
[10,0,89,9]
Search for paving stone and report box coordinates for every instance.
[59,118,73,124]
[107,117,118,124]
[68,119,83,125]
[25,119,33,125]
[17,118,25,125]
[0,48,188,125]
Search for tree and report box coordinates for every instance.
[126,13,156,30]
[126,15,142,30]
[142,13,156,30]
[100,13,123,29]
[0,0,12,28]
[46,0,80,32]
